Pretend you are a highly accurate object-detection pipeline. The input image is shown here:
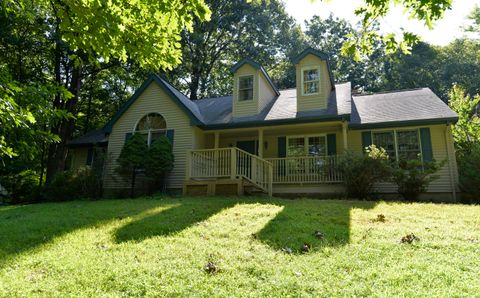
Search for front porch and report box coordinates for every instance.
[184,121,348,196]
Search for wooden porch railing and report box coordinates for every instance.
[266,155,342,184]
[186,147,273,196]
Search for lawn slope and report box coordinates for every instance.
[0,197,479,296]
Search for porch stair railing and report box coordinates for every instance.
[186,147,273,196]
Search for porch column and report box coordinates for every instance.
[214,131,220,148]
[258,128,264,158]
[342,121,348,151]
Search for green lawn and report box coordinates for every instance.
[0,197,479,297]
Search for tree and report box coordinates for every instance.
[448,85,480,156]
[168,0,305,99]
[116,134,149,197]
[2,0,210,183]
[145,136,174,193]
[304,14,387,91]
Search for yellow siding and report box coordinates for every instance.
[348,124,457,193]
[295,54,332,112]
[103,83,194,193]
[232,64,258,117]
[258,70,276,112]
[70,148,88,170]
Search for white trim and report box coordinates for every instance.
[237,74,255,101]
[301,66,321,96]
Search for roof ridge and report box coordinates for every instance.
[354,87,428,97]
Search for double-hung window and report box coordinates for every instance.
[302,67,320,95]
[372,129,421,162]
[238,75,254,101]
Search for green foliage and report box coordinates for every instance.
[390,158,443,201]
[4,0,211,71]
[145,136,174,192]
[448,85,480,155]
[338,145,391,199]
[43,166,102,201]
[116,133,149,197]
[0,170,39,204]
[457,143,480,204]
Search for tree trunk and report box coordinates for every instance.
[46,64,82,183]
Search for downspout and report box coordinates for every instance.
[444,124,457,202]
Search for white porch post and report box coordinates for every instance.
[213,131,220,177]
[342,121,348,151]
[258,128,264,158]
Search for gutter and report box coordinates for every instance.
[348,117,459,130]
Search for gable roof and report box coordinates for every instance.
[230,58,280,96]
[350,88,458,129]
[103,74,204,133]
[291,47,336,90]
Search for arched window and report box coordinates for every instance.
[135,113,167,146]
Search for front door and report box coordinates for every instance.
[237,140,257,155]
[236,140,257,178]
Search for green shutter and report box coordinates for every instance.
[278,137,286,158]
[124,132,133,143]
[420,128,433,161]
[361,131,372,152]
[327,134,336,156]
[166,129,175,146]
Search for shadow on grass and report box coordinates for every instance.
[113,197,377,253]
[114,197,236,243]
[0,199,163,267]
[254,199,377,252]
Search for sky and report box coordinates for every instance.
[285,0,480,46]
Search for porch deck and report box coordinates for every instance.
[183,147,343,196]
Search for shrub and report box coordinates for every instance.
[145,136,174,193]
[390,157,444,201]
[43,166,103,201]
[0,170,40,204]
[458,143,480,204]
[338,145,390,199]
[116,133,149,197]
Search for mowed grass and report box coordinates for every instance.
[0,197,479,297]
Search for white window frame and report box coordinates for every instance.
[371,128,423,162]
[238,74,254,101]
[301,66,321,96]
[286,134,328,157]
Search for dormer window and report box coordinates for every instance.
[302,67,320,96]
[238,75,254,101]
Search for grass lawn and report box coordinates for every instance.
[0,197,479,297]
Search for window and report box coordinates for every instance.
[287,135,327,157]
[135,113,166,146]
[372,131,396,159]
[397,130,421,160]
[302,67,320,95]
[238,75,254,101]
[372,129,421,161]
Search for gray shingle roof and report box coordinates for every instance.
[350,88,458,128]
[67,129,108,147]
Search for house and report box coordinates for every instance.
[68,48,459,200]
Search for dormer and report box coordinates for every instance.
[230,58,279,118]
[292,48,335,112]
